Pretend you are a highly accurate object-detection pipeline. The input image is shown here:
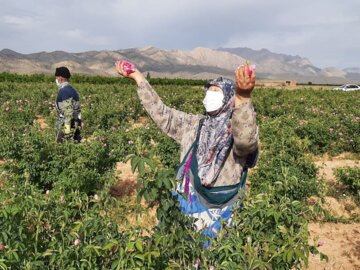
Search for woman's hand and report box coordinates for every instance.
[234,64,256,99]
[115,60,145,86]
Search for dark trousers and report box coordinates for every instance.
[56,119,82,143]
[56,128,82,143]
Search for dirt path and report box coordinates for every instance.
[314,156,359,182]
[308,223,360,270]
[307,156,360,270]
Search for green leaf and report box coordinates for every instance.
[131,156,140,174]
[42,249,54,257]
[125,154,136,162]
[291,200,301,206]
[138,160,145,176]
[218,245,232,252]
[163,178,171,189]
[144,157,155,170]
[143,191,150,202]
[127,242,135,251]
[278,225,288,234]
[72,221,82,232]
[320,252,329,262]
[136,191,143,204]
[162,201,169,211]
[12,251,19,261]
[111,260,120,270]
[150,188,158,198]
[135,240,143,253]
[1,232,8,242]
[287,249,294,263]
[0,260,9,270]
[134,254,145,261]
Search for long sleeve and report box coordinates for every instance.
[231,99,259,158]
[137,80,202,143]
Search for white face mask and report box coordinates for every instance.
[203,90,224,112]
[55,79,62,87]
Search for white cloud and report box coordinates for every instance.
[2,15,36,29]
[62,29,109,46]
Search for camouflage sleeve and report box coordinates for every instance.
[72,100,81,120]
[231,99,259,158]
[137,80,201,143]
[58,98,74,134]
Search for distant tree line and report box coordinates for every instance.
[0,72,207,86]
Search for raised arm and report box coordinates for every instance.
[231,64,259,157]
[115,60,201,143]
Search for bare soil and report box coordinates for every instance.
[130,116,149,129]
[314,155,359,182]
[34,115,48,130]
[112,161,157,230]
[110,161,139,199]
[308,223,360,270]
[307,155,360,270]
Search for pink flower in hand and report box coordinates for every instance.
[121,60,136,76]
[123,61,135,74]
[247,64,256,77]
[115,60,136,76]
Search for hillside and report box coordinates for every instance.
[1,47,359,84]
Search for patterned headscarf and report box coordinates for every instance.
[197,77,236,186]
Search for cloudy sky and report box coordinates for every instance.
[1,0,359,69]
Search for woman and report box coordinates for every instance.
[115,60,259,238]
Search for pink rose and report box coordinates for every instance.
[74,239,81,246]
[317,240,325,247]
[247,64,256,76]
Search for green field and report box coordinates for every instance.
[0,74,359,269]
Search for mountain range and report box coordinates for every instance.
[0,46,359,84]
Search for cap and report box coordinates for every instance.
[55,66,71,79]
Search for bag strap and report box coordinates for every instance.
[177,117,256,205]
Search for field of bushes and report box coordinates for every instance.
[0,73,359,269]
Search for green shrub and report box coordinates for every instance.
[335,167,360,203]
